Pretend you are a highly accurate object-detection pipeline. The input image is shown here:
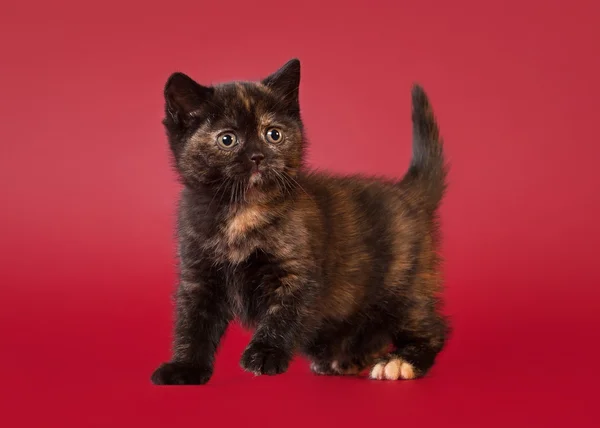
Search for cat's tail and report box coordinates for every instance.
[399,84,447,214]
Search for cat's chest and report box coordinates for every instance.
[204,204,272,264]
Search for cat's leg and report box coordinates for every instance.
[302,337,341,375]
[308,328,391,376]
[151,263,231,385]
[309,360,339,375]
[240,275,318,376]
[369,311,448,381]
[310,350,388,376]
[308,355,368,376]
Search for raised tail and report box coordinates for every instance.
[399,84,447,214]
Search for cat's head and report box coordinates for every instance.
[162,59,305,199]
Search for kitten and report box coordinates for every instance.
[151,59,449,385]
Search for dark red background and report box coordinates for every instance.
[1,0,598,426]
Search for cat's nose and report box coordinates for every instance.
[250,153,265,167]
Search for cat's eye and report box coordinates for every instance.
[217,132,238,149]
[265,127,284,144]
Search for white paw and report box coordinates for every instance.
[369,358,416,380]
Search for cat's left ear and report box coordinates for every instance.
[262,59,301,105]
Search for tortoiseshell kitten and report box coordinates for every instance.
[151,59,449,385]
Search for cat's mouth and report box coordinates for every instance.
[249,170,264,186]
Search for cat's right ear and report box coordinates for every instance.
[164,72,213,126]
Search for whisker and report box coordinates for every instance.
[244,179,250,203]
[273,170,292,197]
[229,180,236,206]
[205,178,228,215]
[217,178,231,208]
[237,180,244,205]
[283,171,314,202]
[234,180,240,205]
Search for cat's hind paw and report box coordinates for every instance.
[369,356,417,381]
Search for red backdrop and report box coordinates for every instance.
[1,0,598,426]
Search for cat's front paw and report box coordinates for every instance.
[240,341,291,376]
[151,362,212,385]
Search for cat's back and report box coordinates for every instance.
[297,169,426,261]
[298,170,417,222]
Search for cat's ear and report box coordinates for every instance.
[164,72,213,125]
[262,59,301,104]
